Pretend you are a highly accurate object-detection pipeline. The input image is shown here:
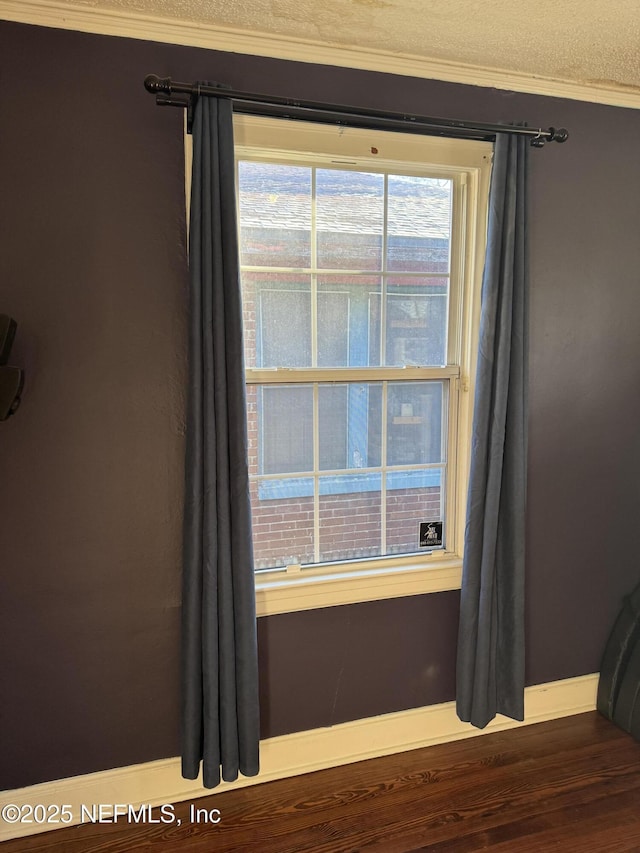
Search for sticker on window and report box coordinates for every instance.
[419,521,443,548]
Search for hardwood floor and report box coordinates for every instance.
[3,712,640,852]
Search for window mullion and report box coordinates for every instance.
[311,167,318,368]
[447,174,465,366]
[381,380,388,556]
[379,175,390,554]
[380,172,389,367]
[311,169,320,564]
[313,381,320,563]
[445,377,459,552]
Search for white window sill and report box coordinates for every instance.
[255,555,462,617]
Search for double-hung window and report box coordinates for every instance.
[233,116,491,615]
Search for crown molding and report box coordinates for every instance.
[2,0,640,109]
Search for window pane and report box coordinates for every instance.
[316,170,383,270]
[318,382,383,471]
[387,382,444,466]
[317,291,349,367]
[319,474,382,563]
[386,280,448,367]
[260,286,311,367]
[363,383,383,468]
[238,162,311,267]
[369,279,448,367]
[386,470,443,555]
[387,175,452,273]
[261,386,313,474]
[319,385,348,470]
[318,275,380,367]
[241,273,311,368]
[250,481,315,570]
[246,384,259,476]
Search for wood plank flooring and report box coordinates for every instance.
[3,712,640,852]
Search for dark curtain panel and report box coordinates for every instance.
[456,132,528,729]
[182,90,260,788]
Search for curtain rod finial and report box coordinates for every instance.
[144,75,172,95]
[550,127,569,143]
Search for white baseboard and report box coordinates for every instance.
[0,673,599,841]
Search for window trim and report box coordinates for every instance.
[255,554,464,617]
[216,115,492,615]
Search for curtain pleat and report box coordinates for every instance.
[182,90,260,788]
[456,132,528,728]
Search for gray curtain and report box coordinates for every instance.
[182,90,260,788]
[456,132,528,729]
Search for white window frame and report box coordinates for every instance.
[187,115,492,616]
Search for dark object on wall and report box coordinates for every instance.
[597,580,640,741]
[0,314,24,420]
[0,314,17,363]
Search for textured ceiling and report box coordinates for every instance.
[63,0,640,90]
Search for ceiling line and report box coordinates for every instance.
[2,0,640,109]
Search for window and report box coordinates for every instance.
[232,116,491,614]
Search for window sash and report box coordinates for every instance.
[249,375,451,569]
[240,159,462,574]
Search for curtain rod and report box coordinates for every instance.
[144,75,568,147]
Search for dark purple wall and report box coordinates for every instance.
[1,20,639,790]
